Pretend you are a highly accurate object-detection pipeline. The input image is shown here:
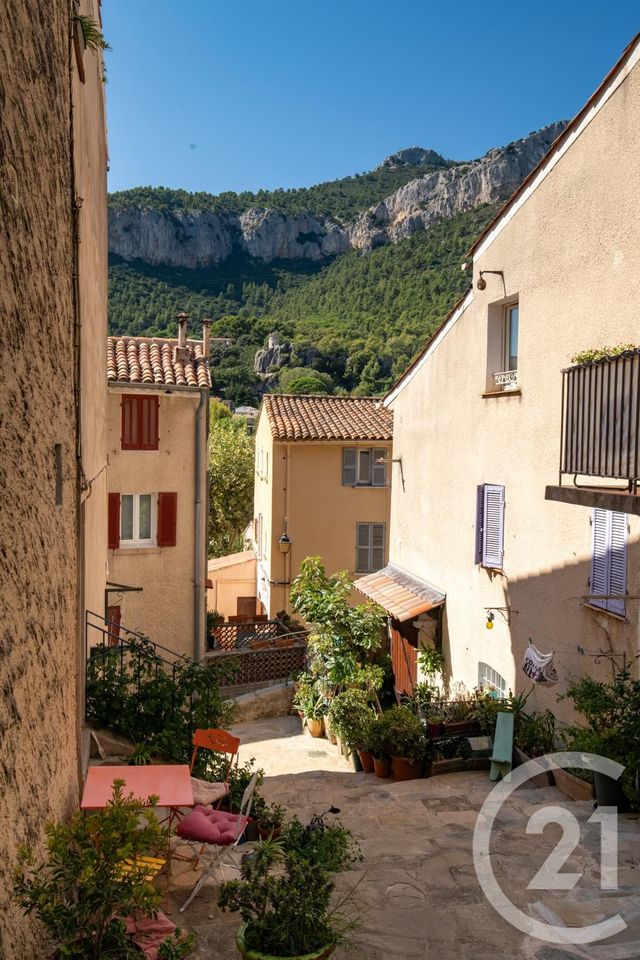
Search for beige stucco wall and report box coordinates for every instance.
[388,59,640,723]
[253,411,392,616]
[106,387,208,659]
[207,555,257,619]
[0,2,107,955]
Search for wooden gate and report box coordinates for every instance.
[390,625,417,698]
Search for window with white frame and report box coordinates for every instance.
[486,300,519,392]
[120,493,156,547]
[478,662,507,698]
[342,448,387,486]
[356,522,385,573]
[589,509,627,616]
[475,484,505,568]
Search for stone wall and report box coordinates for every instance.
[0,2,106,955]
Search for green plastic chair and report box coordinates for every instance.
[490,711,514,782]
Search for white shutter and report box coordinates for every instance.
[372,449,387,486]
[356,523,371,572]
[482,484,505,568]
[475,485,484,564]
[371,523,385,570]
[608,512,627,616]
[342,448,357,486]
[590,508,610,611]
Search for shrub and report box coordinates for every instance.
[327,689,378,750]
[375,706,427,761]
[12,781,191,959]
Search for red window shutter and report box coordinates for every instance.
[122,396,138,449]
[157,492,177,547]
[108,493,120,549]
[122,396,159,450]
[140,396,159,450]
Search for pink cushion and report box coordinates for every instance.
[176,804,248,845]
[126,911,179,960]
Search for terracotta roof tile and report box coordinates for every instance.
[106,336,211,389]
[262,394,393,442]
[354,564,445,622]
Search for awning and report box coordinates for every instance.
[354,564,445,622]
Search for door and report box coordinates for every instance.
[237,596,257,618]
[390,624,417,698]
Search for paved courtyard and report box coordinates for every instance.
[167,716,640,960]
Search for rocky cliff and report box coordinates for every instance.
[108,122,566,268]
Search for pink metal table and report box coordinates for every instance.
[81,764,193,812]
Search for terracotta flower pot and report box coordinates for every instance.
[257,821,283,840]
[307,718,324,738]
[357,749,375,774]
[391,755,423,781]
[554,767,595,802]
[323,716,337,744]
[236,923,336,960]
[373,756,391,778]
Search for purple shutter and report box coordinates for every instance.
[475,485,485,564]
[482,484,504,568]
[590,508,609,610]
[607,511,627,616]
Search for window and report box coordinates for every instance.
[108,492,176,549]
[121,395,159,450]
[486,300,519,393]
[120,493,155,547]
[256,513,264,558]
[478,662,507,698]
[589,509,627,616]
[475,484,505,568]
[504,303,519,373]
[343,448,387,486]
[356,522,385,573]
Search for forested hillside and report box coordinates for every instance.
[109,157,453,221]
[109,203,499,404]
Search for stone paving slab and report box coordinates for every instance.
[164,716,640,960]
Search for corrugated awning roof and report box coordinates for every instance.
[354,564,445,622]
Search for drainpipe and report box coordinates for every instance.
[194,386,207,661]
[284,444,291,613]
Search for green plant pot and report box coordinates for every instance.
[391,755,423,781]
[236,923,336,959]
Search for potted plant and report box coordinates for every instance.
[380,706,427,781]
[292,673,316,722]
[512,709,556,787]
[257,802,286,841]
[431,735,471,775]
[367,713,391,778]
[426,715,445,738]
[326,690,378,772]
[219,833,358,959]
[306,697,328,738]
[560,663,640,809]
[13,780,193,959]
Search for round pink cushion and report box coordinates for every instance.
[177,804,247,845]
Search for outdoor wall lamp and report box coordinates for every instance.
[485,611,495,630]
[476,269,504,291]
[484,606,514,628]
[278,533,292,555]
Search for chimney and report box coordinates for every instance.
[202,318,211,358]
[176,311,188,348]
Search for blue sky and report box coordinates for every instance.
[103,1,639,195]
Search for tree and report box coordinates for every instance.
[209,418,255,558]
[287,376,330,395]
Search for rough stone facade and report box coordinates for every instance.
[0,2,107,955]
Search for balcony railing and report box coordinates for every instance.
[559,350,640,491]
[493,369,519,390]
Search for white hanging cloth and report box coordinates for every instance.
[521,641,558,685]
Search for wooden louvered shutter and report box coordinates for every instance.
[372,449,387,486]
[482,484,505,568]
[371,523,385,570]
[157,492,177,547]
[108,493,120,549]
[140,396,159,450]
[475,485,485,564]
[342,448,357,485]
[356,523,371,572]
[590,508,609,611]
[608,511,627,616]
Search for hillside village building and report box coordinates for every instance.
[251,395,393,617]
[356,35,640,721]
[0,1,108,953]
[105,317,211,659]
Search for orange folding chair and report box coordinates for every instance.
[188,728,240,808]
